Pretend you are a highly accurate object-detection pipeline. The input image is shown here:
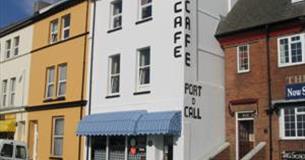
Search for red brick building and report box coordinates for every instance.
[216,0,305,159]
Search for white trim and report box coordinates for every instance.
[51,117,64,157]
[5,39,11,60]
[277,33,305,68]
[13,36,19,56]
[107,54,120,95]
[45,66,55,99]
[136,47,151,92]
[237,44,250,73]
[57,64,67,97]
[1,79,8,107]
[50,19,59,44]
[61,15,71,40]
[235,111,255,160]
[9,77,16,106]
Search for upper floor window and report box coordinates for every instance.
[278,34,305,67]
[61,15,71,40]
[57,64,67,97]
[52,117,64,157]
[13,36,19,56]
[281,106,305,139]
[237,45,250,73]
[50,20,59,44]
[1,80,8,107]
[139,0,152,20]
[108,54,120,95]
[9,78,16,106]
[5,40,11,59]
[136,47,150,91]
[45,66,55,99]
[110,0,122,29]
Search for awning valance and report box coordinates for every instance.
[77,110,181,136]
[0,119,16,132]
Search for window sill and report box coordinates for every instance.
[49,156,63,160]
[135,17,153,25]
[133,91,151,95]
[105,94,120,99]
[107,27,122,33]
[237,70,250,74]
[43,97,66,103]
[278,62,305,68]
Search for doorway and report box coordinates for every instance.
[236,112,255,160]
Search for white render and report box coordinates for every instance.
[89,0,229,159]
[0,25,33,142]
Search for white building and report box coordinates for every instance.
[0,23,33,142]
[77,0,237,159]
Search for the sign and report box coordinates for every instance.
[282,151,305,160]
[238,112,255,119]
[286,83,305,100]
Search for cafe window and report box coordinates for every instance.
[281,106,305,139]
[109,136,125,160]
[108,54,120,95]
[91,137,106,160]
[139,0,152,20]
[278,34,305,67]
[110,0,122,29]
[237,45,250,73]
[128,136,146,160]
[52,117,64,157]
[0,143,13,158]
[136,47,150,91]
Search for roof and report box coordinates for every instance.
[77,110,182,136]
[216,0,305,37]
[0,0,85,38]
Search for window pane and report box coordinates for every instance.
[47,85,54,98]
[59,65,67,81]
[55,118,64,135]
[91,137,106,160]
[142,6,152,19]
[113,16,122,28]
[112,0,122,15]
[139,67,150,85]
[111,56,120,74]
[291,42,302,63]
[297,114,305,137]
[63,15,70,28]
[139,48,150,66]
[280,39,289,64]
[54,137,63,156]
[238,45,249,72]
[14,37,19,56]
[284,108,296,137]
[111,76,120,93]
[128,136,146,160]
[16,146,27,159]
[109,136,125,160]
[48,68,55,83]
[58,82,66,96]
[0,144,13,158]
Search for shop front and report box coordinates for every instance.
[0,114,16,139]
[77,111,181,160]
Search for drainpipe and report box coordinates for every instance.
[265,25,273,160]
[86,0,97,159]
[79,0,91,159]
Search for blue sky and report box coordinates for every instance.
[0,0,56,28]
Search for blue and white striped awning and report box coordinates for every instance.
[77,110,181,136]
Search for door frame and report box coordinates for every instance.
[235,111,255,160]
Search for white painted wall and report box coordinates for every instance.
[90,0,229,159]
[0,25,33,142]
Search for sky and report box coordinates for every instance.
[0,0,57,28]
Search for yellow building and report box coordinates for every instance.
[26,0,90,159]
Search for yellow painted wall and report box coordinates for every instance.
[28,1,89,160]
[28,107,84,160]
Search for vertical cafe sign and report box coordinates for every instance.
[173,0,202,120]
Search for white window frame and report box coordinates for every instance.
[50,19,59,44]
[13,36,19,56]
[280,106,305,140]
[138,0,152,20]
[45,66,55,99]
[278,33,305,67]
[1,80,8,107]
[5,39,11,59]
[108,54,120,95]
[61,15,71,40]
[51,117,64,157]
[57,64,67,97]
[237,44,250,73]
[136,47,151,92]
[110,0,122,30]
[9,77,16,106]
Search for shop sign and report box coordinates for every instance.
[237,112,255,119]
[282,151,305,160]
[286,83,305,100]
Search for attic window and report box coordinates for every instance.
[291,0,304,3]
